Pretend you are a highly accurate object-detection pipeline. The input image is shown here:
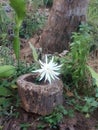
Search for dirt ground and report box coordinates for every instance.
[2,103,98,130]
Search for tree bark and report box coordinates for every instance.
[17,74,63,116]
[39,0,90,53]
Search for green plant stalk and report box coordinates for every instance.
[13,14,24,64]
[13,24,20,62]
[10,0,26,64]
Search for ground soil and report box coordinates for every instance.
[2,102,98,130]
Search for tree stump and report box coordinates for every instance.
[16,73,63,116]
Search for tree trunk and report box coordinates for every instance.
[39,0,90,53]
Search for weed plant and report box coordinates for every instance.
[87,0,98,50]
[0,4,12,46]
[0,46,14,65]
[31,0,43,8]
[61,24,93,94]
[38,106,74,129]
[88,0,98,25]
[0,62,36,117]
[19,0,47,39]
[20,11,46,39]
[66,93,98,116]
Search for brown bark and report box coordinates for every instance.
[39,0,90,53]
[17,74,63,116]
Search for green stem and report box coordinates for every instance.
[13,23,20,66]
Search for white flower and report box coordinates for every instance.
[32,55,62,84]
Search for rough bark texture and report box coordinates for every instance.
[39,0,90,53]
[17,74,63,116]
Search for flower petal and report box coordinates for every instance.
[45,55,48,64]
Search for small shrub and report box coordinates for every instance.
[61,24,93,94]
[20,11,46,39]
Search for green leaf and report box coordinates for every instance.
[0,97,6,104]
[11,84,18,89]
[10,0,26,26]
[0,87,12,97]
[9,0,26,60]
[29,42,38,62]
[95,93,98,97]
[91,101,98,107]
[87,66,98,87]
[0,97,12,110]
[82,106,89,112]
[62,109,68,115]
[0,65,16,78]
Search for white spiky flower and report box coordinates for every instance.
[32,55,62,84]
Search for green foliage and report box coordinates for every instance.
[29,43,39,62]
[66,90,98,116]
[40,106,74,128]
[0,4,11,45]
[20,11,46,39]
[82,97,98,113]
[10,0,26,60]
[16,62,37,76]
[0,86,12,97]
[0,65,16,78]
[19,0,47,39]
[88,0,98,25]
[0,78,17,116]
[0,62,36,116]
[87,0,98,49]
[10,0,26,26]
[31,0,43,9]
[0,44,15,79]
[70,25,91,84]
[0,46,14,65]
[0,4,10,32]
[37,124,46,130]
[61,24,92,90]
[0,97,12,116]
[87,66,98,87]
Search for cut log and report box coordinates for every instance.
[17,73,63,116]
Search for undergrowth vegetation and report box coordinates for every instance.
[0,0,98,129]
[61,24,93,93]
[87,0,98,50]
